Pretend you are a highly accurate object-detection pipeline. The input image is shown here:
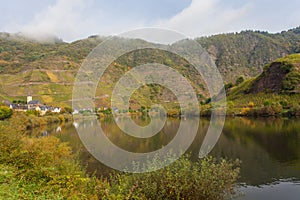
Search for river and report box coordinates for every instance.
[33,117,300,200]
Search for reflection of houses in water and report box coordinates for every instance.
[56,126,62,132]
[74,120,99,129]
[72,108,94,115]
[73,122,79,128]
[42,131,48,136]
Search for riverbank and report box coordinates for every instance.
[94,103,300,118]
[0,113,241,199]
[10,111,73,129]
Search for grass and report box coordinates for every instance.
[227,78,255,100]
[276,53,300,65]
[0,164,64,200]
[228,93,300,108]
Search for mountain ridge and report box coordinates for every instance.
[1,27,300,107]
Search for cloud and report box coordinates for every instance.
[19,0,149,42]
[156,0,300,38]
[10,0,300,42]
[20,0,99,42]
[155,0,252,37]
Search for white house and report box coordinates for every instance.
[53,107,61,113]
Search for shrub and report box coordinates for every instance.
[104,155,240,200]
[279,99,289,109]
[227,101,235,109]
[282,72,300,91]
[259,102,283,116]
[25,110,40,117]
[263,99,272,106]
[58,114,65,122]
[225,82,234,90]
[0,123,98,199]
[0,125,22,163]
[44,110,53,116]
[235,76,244,85]
[64,106,74,114]
[241,107,251,115]
[287,105,300,116]
[248,102,255,108]
[0,106,13,120]
[1,113,241,200]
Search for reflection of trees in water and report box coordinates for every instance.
[96,117,179,153]
[28,117,300,184]
[208,117,300,186]
[223,117,299,162]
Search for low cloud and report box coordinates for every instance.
[155,0,252,37]
[156,0,300,38]
[21,0,98,42]
[11,0,300,42]
[19,0,146,42]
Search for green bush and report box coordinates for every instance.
[64,106,74,114]
[282,72,300,91]
[0,121,98,199]
[287,105,300,116]
[235,76,245,86]
[0,106,13,120]
[225,83,234,90]
[279,99,289,109]
[25,109,40,117]
[263,99,272,106]
[104,155,240,200]
[259,102,283,116]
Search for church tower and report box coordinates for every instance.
[27,90,32,104]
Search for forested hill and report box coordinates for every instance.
[0,27,299,106]
[197,27,300,82]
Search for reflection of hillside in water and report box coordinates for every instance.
[206,117,300,185]
[29,117,300,185]
[73,117,199,172]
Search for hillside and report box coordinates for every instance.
[249,54,300,94]
[0,34,103,106]
[228,54,300,96]
[226,54,300,115]
[197,27,300,82]
[0,27,300,107]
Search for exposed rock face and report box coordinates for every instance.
[248,53,300,94]
[249,62,288,93]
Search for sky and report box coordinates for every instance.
[1,0,300,42]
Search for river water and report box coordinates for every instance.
[34,117,300,199]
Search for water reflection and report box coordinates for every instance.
[31,117,300,186]
[238,180,300,200]
[211,117,300,186]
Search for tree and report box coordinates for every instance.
[235,76,244,85]
[0,106,13,120]
[25,110,40,117]
[225,82,234,90]
[248,102,255,108]
[61,106,73,114]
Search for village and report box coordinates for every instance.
[8,92,61,115]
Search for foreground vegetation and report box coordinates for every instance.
[0,113,240,199]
